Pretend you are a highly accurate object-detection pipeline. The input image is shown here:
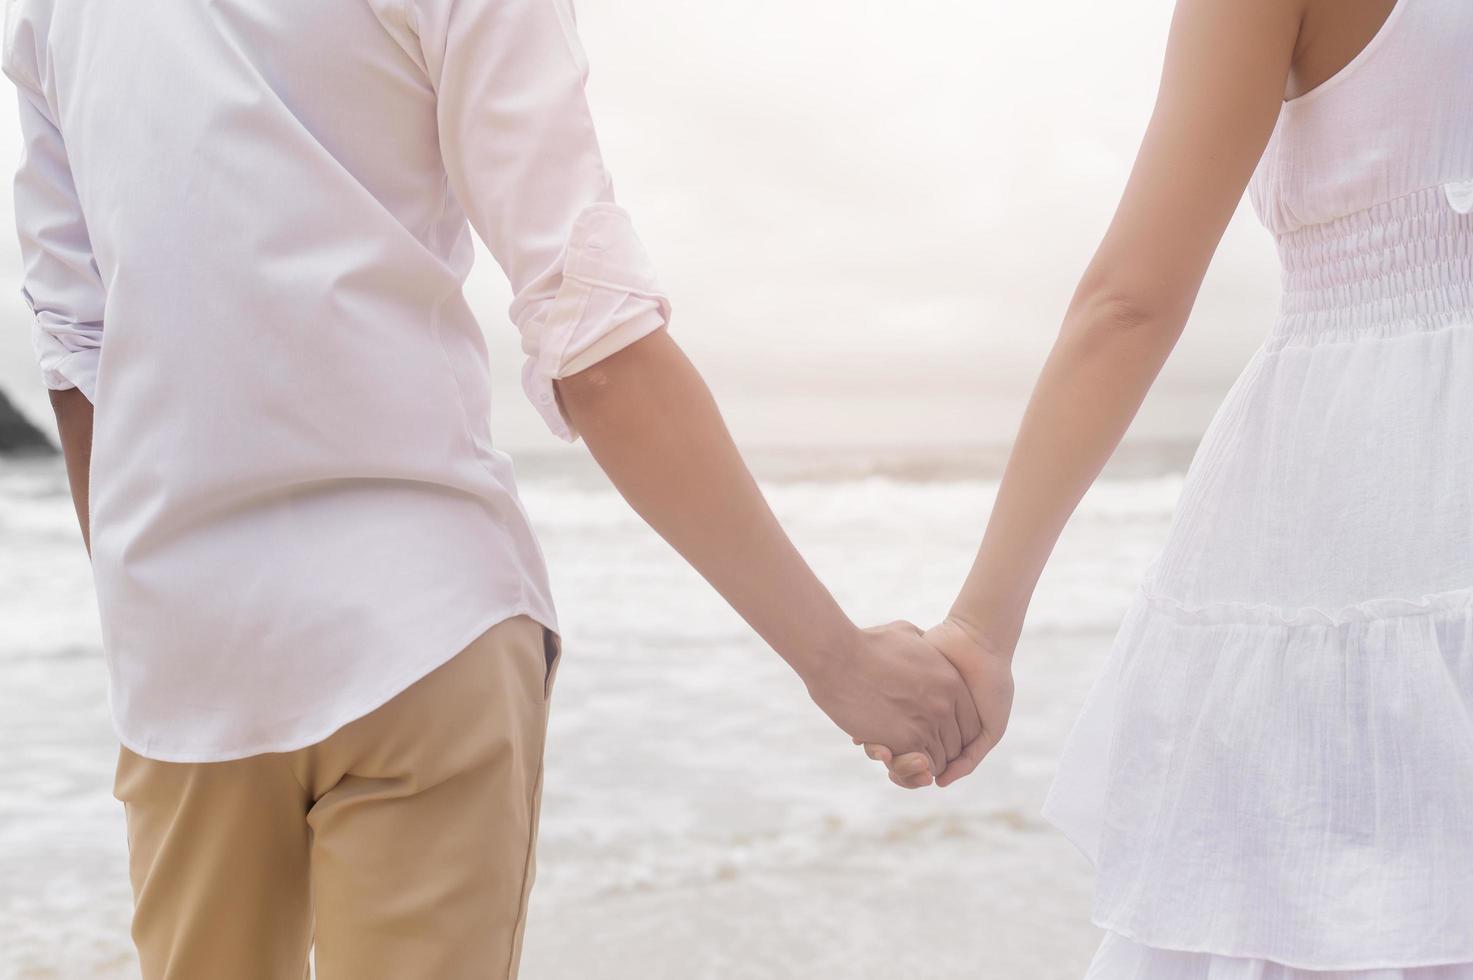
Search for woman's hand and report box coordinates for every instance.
[859,617,1016,789]
[804,620,984,780]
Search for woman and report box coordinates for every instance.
[868,0,1473,975]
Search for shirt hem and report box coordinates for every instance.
[111,602,558,764]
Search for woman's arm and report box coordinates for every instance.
[878,0,1307,788]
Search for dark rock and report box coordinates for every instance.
[0,386,57,456]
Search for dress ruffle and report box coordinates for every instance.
[1044,593,1473,970]
[1137,582,1473,628]
[1084,932,1473,980]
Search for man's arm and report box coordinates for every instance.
[7,76,106,558]
[49,386,93,556]
[558,329,981,774]
[407,0,982,772]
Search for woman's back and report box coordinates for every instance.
[1250,0,1473,233]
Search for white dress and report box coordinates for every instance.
[1042,1,1473,976]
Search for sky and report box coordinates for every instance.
[0,0,1281,452]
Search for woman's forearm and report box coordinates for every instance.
[946,0,1299,655]
[950,292,1185,650]
[49,386,94,557]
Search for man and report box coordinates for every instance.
[3,0,985,976]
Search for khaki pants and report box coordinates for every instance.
[111,615,560,980]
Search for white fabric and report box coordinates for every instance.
[1447,181,1473,215]
[1,0,670,761]
[1085,932,1473,980]
[1045,0,1473,971]
[1247,0,1469,236]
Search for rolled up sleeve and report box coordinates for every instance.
[11,86,107,402]
[412,0,670,440]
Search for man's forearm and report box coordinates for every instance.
[49,386,94,557]
[556,330,858,683]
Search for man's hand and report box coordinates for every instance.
[804,621,983,781]
[859,617,1015,789]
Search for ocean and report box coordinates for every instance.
[0,442,1192,979]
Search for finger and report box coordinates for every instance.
[955,690,983,749]
[885,752,930,778]
[934,732,994,787]
[939,711,963,764]
[936,736,986,787]
[903,765,934,789]
[922,735,946,781]
[937,685,1009,787]
[888,768,932,790]
[863,743,894,765]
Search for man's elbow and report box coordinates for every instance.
[554,361,615,405]
[554,329,677,413]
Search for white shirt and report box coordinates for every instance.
[2,0,670,762]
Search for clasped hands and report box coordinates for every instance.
[804,617,1016,789]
